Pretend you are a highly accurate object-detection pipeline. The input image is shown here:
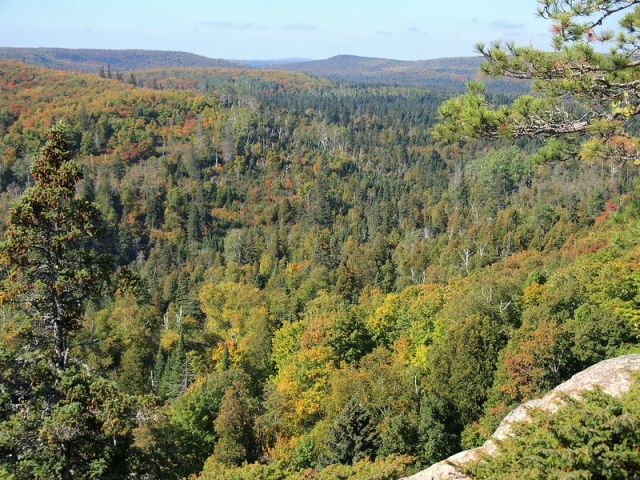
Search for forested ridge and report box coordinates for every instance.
[265,55,531,93]
[0,47,242,73]
[0,54,639,479]
[0,48,530,93]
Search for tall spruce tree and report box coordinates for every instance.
[321,397,379,466]
[0,124,138,478]
[0,123,111,370]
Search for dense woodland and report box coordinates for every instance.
[0,51,639,479]
[0,48,531,93]
[266,55,532,93]
[0,48,241,74]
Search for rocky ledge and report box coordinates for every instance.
[402,354,640,480]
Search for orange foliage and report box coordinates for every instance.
[502,320,566,402]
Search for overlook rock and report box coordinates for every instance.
[402,354,640,480]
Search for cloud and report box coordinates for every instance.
[491,19,525,30]
[198,21,267,31]
[377,30,392,36]
[282,23,319,31]
[408,27,428,36]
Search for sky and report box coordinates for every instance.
[0,0,554,61]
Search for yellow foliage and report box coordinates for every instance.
[366,293,401,342]
[210,338,236,362]
[274,345,337,432]
[523,281,546,306]
[272,321,305,373]
[160,329,180,351]
[199,281,262,337]
[261,434,297,464]
[258,251,275,277]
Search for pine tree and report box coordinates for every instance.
[466,379,640,479]
[418,393,460,466]
[158,331,193,399]
[435,0,640,165]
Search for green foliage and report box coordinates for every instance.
[436,0,640,166]
[0,125,141,478]
[0,123,111,369]
[209,381,257,466]
[0,362,141,479]
[467,376,640,479]
[320,397,380,466]
[1,52,640,478]
[134,368,254,479]
[198,453,416,480]
[417,392,461,466]
[434,81,507,142]
[291,435,316,469]
[468,146,532,208]
[327,308,374,363]
[157,331,193,399]
[312,454,418,479]
[428,314,507,425]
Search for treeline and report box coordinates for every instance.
[269,55,532,93]
[0,47,241,73]
[0,59,638,478]
[0,47,533,94]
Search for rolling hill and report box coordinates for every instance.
[266,54,530,92]
[0,48,529,92]
[0,47,242,73]
[269,54,484,81]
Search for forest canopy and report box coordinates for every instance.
[0,2,639,476]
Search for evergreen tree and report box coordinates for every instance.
[0,124,139,478]
[0,123,111,370]
[321,397,380,466]
[467,379,640,479]
[210,382,256,466]
[435,0,640,165]
[417,393,460,466]
[158,331,193,399]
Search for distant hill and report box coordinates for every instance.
[266,54,530,93]
[0,48,530,93]
[236,58,314,68]
[0,47,242,73]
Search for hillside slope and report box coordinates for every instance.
[267,54,530,92]
[0,47,242,73]
[0,48,529,92]
[0,60,639,479]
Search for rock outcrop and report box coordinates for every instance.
[402,354,640,480]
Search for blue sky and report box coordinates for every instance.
[0,0,552,60]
